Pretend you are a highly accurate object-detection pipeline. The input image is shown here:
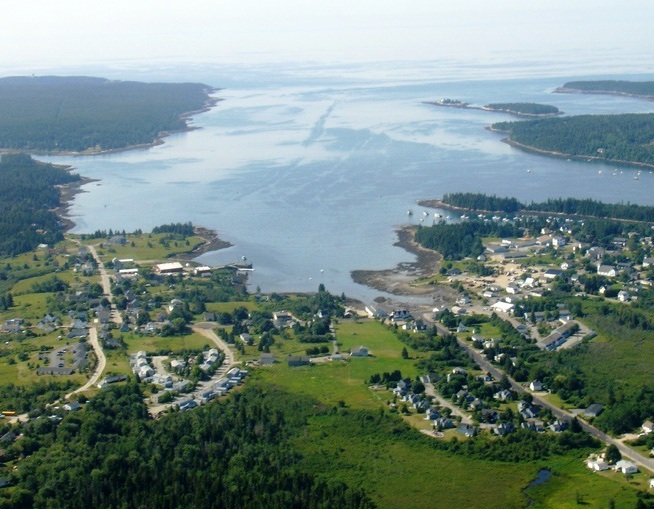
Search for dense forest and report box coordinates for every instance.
[556,80,654,97]
[2,384,375,509]
[485,103,560,115]
[0,76,216,152]
[0,154,80,257]
[492,113,654,167]
[441,192,654,222]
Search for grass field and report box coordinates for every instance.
[81,233,206,263]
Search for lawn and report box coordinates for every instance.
[122,331,212,355]
[82,232,206,263]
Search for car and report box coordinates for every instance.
[58,363,64,368]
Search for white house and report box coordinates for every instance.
[597,264,617,277]
[490,301,514,314]
[587,460,609,472]
[642,420,654,434]
[617,290,630,302]
[529,380,543,391]
[615,460,638,474]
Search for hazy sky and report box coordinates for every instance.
[1,1,652,70]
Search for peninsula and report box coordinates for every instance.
[426,99,561,117]
[0,76,218,154]
[554,80,654,100]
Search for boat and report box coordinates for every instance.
[407,210,413,216]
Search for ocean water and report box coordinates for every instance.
[42,62,654,302]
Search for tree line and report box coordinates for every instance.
[559,80,654,97]
[441,192,654,222]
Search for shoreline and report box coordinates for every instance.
[553,87,654,102]
[351,226,455,305]
[485,126,654,170]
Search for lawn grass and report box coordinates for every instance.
[122,331,212,355]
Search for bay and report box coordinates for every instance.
[42,62,654,302]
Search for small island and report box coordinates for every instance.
[425,100,561,117]
[554,80,654,100]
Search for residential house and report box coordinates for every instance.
[597,264,617,277]
[350,346,370,357]
[614,460,638,474]
[642,420,654,434]
[587,460,609,472]
[259,353,275,366]
[529,380,543,391]
[287,356,311,367]
[457,424,477,437]
[494,422,514,436]
[584,403,604,417]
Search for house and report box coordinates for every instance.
[350,346,369,357]
[259,353,275,366]
[239,333,253,344]
[529,380,543,391]
[494,422,514,436]
[390,309,412,322]
[643,257,654,268]
[597,264,617,277]
[617,290,630,302]
[552,236,567,248]
[584,403,604,417]
[425,407,441,421]
[642,420,654,434]
[434,417,455,429]
[272,311,295,328]
[543,268,564,280]
[63,401,81,411]
[457,424,477,438]
[494,389,513,401]
[649,478,654,490]
[587,459,609,472]
[614,460,638,474]
[193,266,212,277]
[549,420,569,433]
[490,301,514,314]
[457,323,468,333]
[287,356,311,367]
[365,305,388,319]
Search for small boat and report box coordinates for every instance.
[407,210,413,216]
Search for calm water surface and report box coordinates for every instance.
[43,63,654,302]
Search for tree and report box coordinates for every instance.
[401,347,409,359]
[605,444,621,464]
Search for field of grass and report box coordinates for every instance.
[122,331,211,355]
[291,408,535,509]
[527,456,642,508]
[252,320,422,409]
[82,233,205,263]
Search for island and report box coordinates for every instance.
[426,99,561,117]
[491,112,654,168]
[0,76,218,154]
[555,80,654,100]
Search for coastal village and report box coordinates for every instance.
[0,208,654,498]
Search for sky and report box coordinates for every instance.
[1,1,653,73]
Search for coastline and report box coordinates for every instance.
[351,226,456,305]
[553,86,654,102]
[487,130,654,170]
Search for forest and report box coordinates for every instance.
[0,384,375,509]
[557,80,654,97]
[492,113,654,167]
[441,192,654,222]
[485,103,560,115]
[0,76,216,152]
[0,154,80,257]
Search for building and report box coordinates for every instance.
[154,262,184,275]
[350,346,369,357]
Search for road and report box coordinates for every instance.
[437,320,654,474]
[66,326,106,398]
[61,242,111,400]
[424,382,472,424]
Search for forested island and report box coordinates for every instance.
[0,76,217,153]
[426,100,561,117]
[555,80,654,99]
[491,113,654,167]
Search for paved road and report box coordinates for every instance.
[438,321,654,474]
[193,324,236,367]
[424,382,472,424]
[87,243,122,325]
